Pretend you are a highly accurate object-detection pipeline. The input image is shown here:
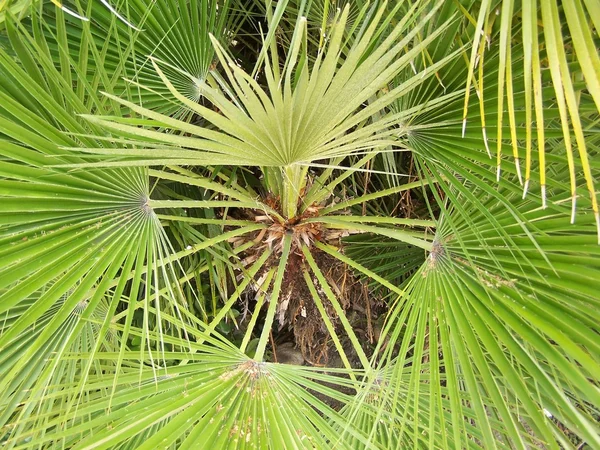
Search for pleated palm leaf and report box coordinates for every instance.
[0,292,120,445]
[31,0,247,117]
[365,178,600,449]
[0,10,219,445]
[76,1,455,213]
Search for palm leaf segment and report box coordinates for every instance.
[79,1,456,169]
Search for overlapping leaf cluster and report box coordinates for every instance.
[0,0,598,449]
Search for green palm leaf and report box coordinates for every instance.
[0,12,197,442]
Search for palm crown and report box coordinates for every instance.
[0,0,599,448]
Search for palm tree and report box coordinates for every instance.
[0,0,598,448]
